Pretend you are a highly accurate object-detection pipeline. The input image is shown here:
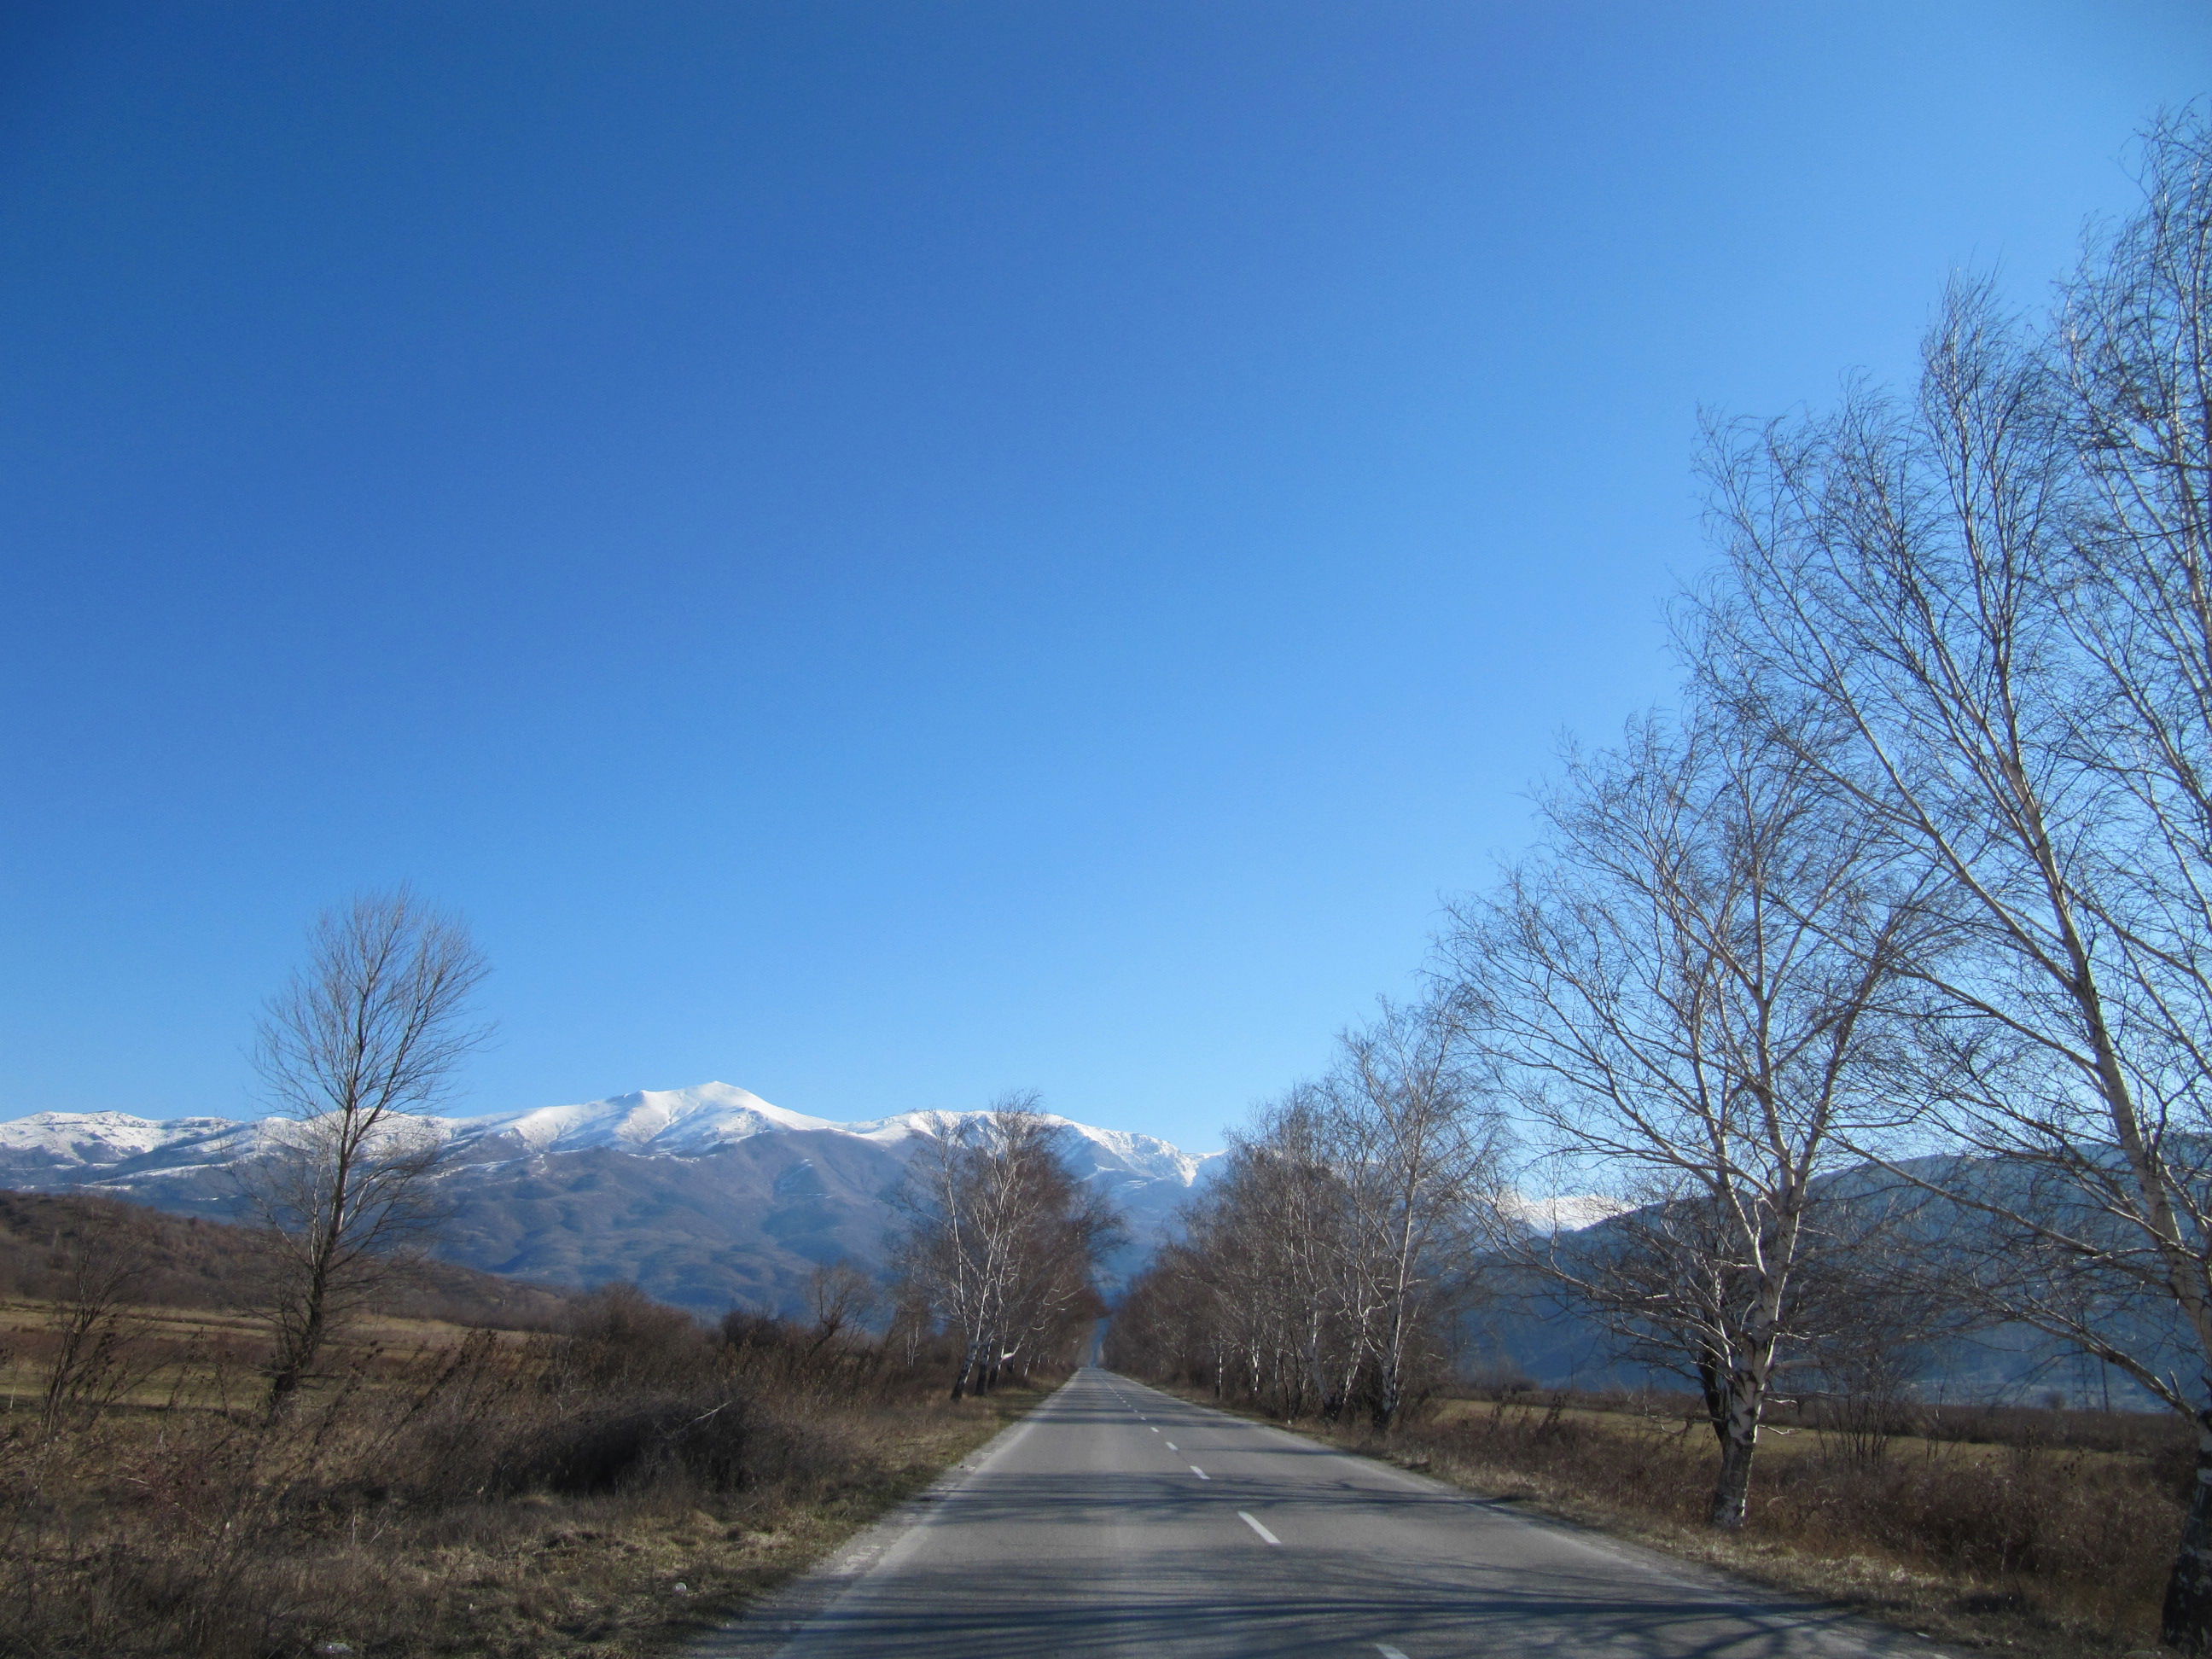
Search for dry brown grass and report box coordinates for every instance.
[0,1192,579,1332]
[0,1293,1039,1659]
[1161,1382,2185,1659]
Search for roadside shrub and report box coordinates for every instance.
[564,1282,713,1388]
[515,1391,754,1495]
[0,1280,1023,1659]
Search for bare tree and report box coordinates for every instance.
[1693,117,2212,1636]
[882,1272,935,1373]
[1324,999,1506,1429]
[1231,1091,1359,1417]
[803,1260,882,1353]
[1141,1097,1356,1416]
[242,888,490,1413]
[893,1094,1120,1397]
[38,1208,155,1437]
[1523,1170,1941,1470]
[1126,114,2212,1620]
[1110,1164,1324,1412]
[1443,708,1922,1527]
[2052,114,2212,1648]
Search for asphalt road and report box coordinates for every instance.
[698,1367,1929,1659]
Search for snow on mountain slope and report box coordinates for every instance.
[435,1086,1210,1188]
[0,1110,258,1173]
[835,1107,1207,1185]
[447,1082,840,1159]
[0,1085,1211,1180]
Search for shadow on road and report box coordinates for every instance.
[705,1375,1900,1659]
[786,1548,1873,1659]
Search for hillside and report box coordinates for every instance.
[0,1189,578,1328]
[1476,1155,2179,1408]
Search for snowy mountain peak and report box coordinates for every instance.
[451,1081,838,1158]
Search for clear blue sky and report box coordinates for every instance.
[1,3,2205,1149]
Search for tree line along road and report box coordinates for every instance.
[696,1368,1942,1659]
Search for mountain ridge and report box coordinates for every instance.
[0,1080,1212,1180]
[0,1082,1221,1314]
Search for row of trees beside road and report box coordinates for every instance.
[1109,999,1501,1430]
[1113,111,2212,1652]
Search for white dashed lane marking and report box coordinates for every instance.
[1190,1466,1208,1480]
[1237,1511,1280,1545]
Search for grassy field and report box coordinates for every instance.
[0,1292,1042,1659]
[0,1296,520,1412]
[1422,1391,2178,1479]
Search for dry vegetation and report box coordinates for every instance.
[1193,1380,2186,1659]
[0,1216,1041,1659]
[0,1191,577,1332]
[0,892,1057,1657]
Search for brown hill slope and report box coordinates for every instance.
[0,1187,579,1328]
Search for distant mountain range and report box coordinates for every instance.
[0,1082,1221,1315]
[11,1086,2115,1406]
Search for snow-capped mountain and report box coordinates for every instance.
[0,1084,1220,1314]
[450,1083,842,1157]
[438,1082,1209,1185]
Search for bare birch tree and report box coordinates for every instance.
[1442,708,1922,1527]
[1693,118,2212,1635]
[1110,1123,1353,1414]
[2058,112,2212,1492]
[1126,112,2212,1617]
[1324,1000,1506,1429]
[893,1094,1119,1397]
[1520,1168,1940,1469]
[1109,1005,1504,1429]
[1239,1091,1360,1417]
[242,888,490,1412]
[1155,1094,1357,1415]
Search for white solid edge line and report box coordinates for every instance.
[1190,1465,1208,1479]
[1237,1511,1280,1546]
